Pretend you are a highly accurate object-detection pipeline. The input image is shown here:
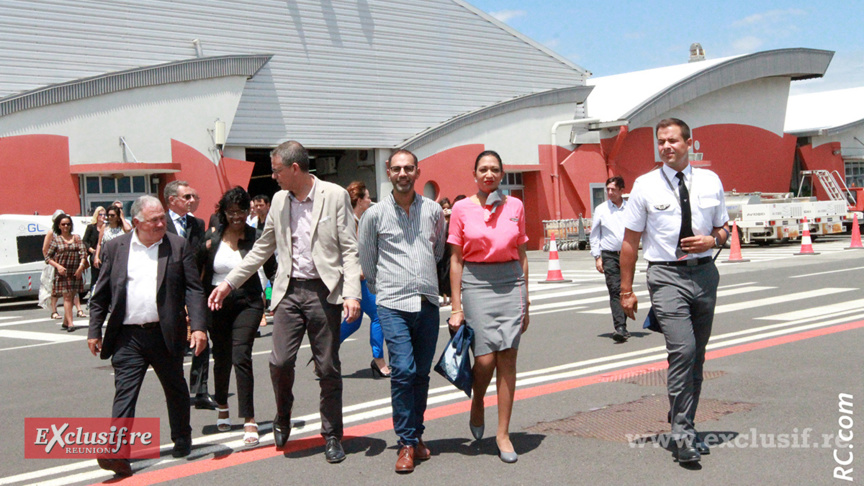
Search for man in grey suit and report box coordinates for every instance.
[88,195,208,477]
[209,140,361,463]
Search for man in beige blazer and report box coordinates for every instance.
[209,141,361,463]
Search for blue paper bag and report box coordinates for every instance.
[643,306,662,333]
[434,324,473,397]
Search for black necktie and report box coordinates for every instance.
[676,172,694,243]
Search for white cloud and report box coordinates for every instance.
[732,36,764,52]
[544,38,560,49]
[732,8,806,28]
[490,9,526,23]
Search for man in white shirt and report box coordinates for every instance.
[619,118,730,464]
[589,176,629,342]
[87,195,208,477]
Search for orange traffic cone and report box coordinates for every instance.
[723,222,750,263]
[539,235,572,283]
[794,217,820,255]
[846,213,864,249]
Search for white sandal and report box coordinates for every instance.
[216,407,231,432]
[243,423,259,447]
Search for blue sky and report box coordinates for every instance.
[467,1,864,94]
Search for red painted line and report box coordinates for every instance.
[95,319,864,485]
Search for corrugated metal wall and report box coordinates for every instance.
[0,0,587,148]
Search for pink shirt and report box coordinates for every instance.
[447,195,528,263]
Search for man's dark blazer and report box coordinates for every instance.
[165,213,206,252]
[87,231,207,359]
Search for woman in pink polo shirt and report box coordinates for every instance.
[448,150,529,464]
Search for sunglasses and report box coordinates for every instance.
[181,194,196,200]
[59,223,71,227]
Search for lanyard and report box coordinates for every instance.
[659,167,693,210]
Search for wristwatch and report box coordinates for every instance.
[714,235,722,248]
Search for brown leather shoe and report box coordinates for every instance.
[414,438,431,461]
[395,445,415,473]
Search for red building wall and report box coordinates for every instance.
[416,124,801,250]
[0,135,81,215]
[163,140,256,224]
[0,135,255,222]
[605,124,798,195]
[416,144,486,203]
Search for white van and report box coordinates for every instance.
[0,214,90,298]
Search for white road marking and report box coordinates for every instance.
[581,286,775,314]
[0,330,86,342]
[714,288,855,314]
[756,298,864,321]
[7,310,864,485]
[790,266,864,279]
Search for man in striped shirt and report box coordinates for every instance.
[358,149,446,473]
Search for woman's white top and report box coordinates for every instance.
[211,242,242,286]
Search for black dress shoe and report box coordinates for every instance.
[193,394,219,410]
[676,442,701,463]
[324,437,346,463]
[612,328,629,343]
[97,458,132,477]
[273,418,291,448]
[694,436,710,455]
[172,436,192,458]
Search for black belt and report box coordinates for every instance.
[292,277,322,282]
[648,256,712,268]
[126,322,159,330]
[601,250,621,255]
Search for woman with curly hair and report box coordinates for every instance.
[199,187,275,446]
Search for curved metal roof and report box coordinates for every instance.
[0,54,272,118]
[785,86,864,136]
[588,48,834,128]
[400,85,594,151]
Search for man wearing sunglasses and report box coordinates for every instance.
[164,180,214,410]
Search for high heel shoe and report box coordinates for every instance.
[496,444,518,463]
[370,359,391,378]
[469,420,484,440]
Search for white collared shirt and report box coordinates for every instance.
[124,230,161,325]
[168,209,187,236]
[590,199,627,258]
[289,177,320,279]
[623,164,728,262]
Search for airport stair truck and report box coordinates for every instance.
[797,170,864,234]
